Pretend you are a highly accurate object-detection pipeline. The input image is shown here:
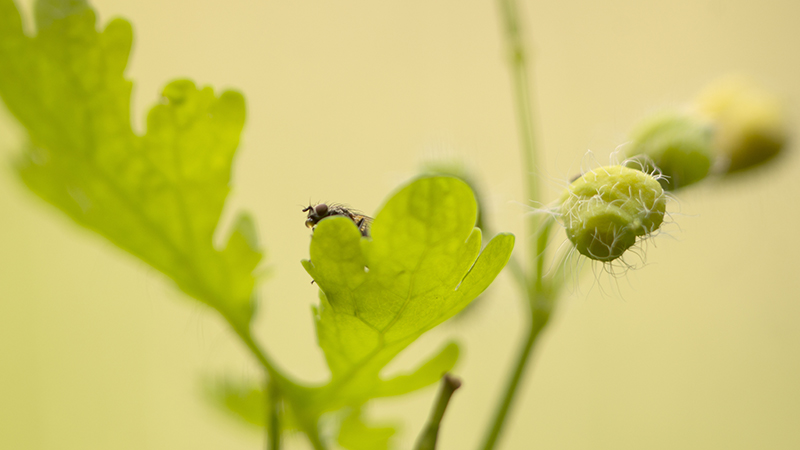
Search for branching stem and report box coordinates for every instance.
[228,321,327,450]
[480,0,556,449]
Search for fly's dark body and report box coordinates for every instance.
[303,203,372,237]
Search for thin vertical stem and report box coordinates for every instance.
[497,0,542,267]
[268,379,281,450]
[479,310,549,450]
[480,0,554,449]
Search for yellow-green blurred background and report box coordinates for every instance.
[2,0,800,448]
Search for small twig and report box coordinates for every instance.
[413,374,463,450]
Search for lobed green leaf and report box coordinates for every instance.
[300,176,514,414]
[0,0,261,329]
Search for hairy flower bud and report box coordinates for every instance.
[696,77,788,173]
[560,166,667,262]
[625,112,714,190]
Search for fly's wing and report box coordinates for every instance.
[351,214,373,237]
[326,203,372,236]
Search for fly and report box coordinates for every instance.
[303,203,372,237]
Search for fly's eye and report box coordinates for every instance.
[315,204,329,217]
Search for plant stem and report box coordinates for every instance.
[480,1,556,449]
[229,322,327,450]
[414,374,463,450]
[534,216,555,295]
[230,322,286,385]
[505,255,531,298]
[268,379,281,450]
[497,0,541,265]
[481,221,555,450]
[479,308,549,450]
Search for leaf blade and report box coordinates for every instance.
[0,0,261,328]
[302,176,514,416]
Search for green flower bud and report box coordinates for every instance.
[696,77,788,173]
[625,112,714,191]
[560,166,667,262]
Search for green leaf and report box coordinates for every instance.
[420,159,489,233]
[301,176,514,413]
[197,177,513,448]
[204,376,301,431]
[204,377,267,428]
[374,342,459,398]
[0,0,261,328]
[338,408,396,450]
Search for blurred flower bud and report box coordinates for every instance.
[696,77,788,173]
[560,166,666,262]
[625,112,714,190]
[421,159,487,232]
